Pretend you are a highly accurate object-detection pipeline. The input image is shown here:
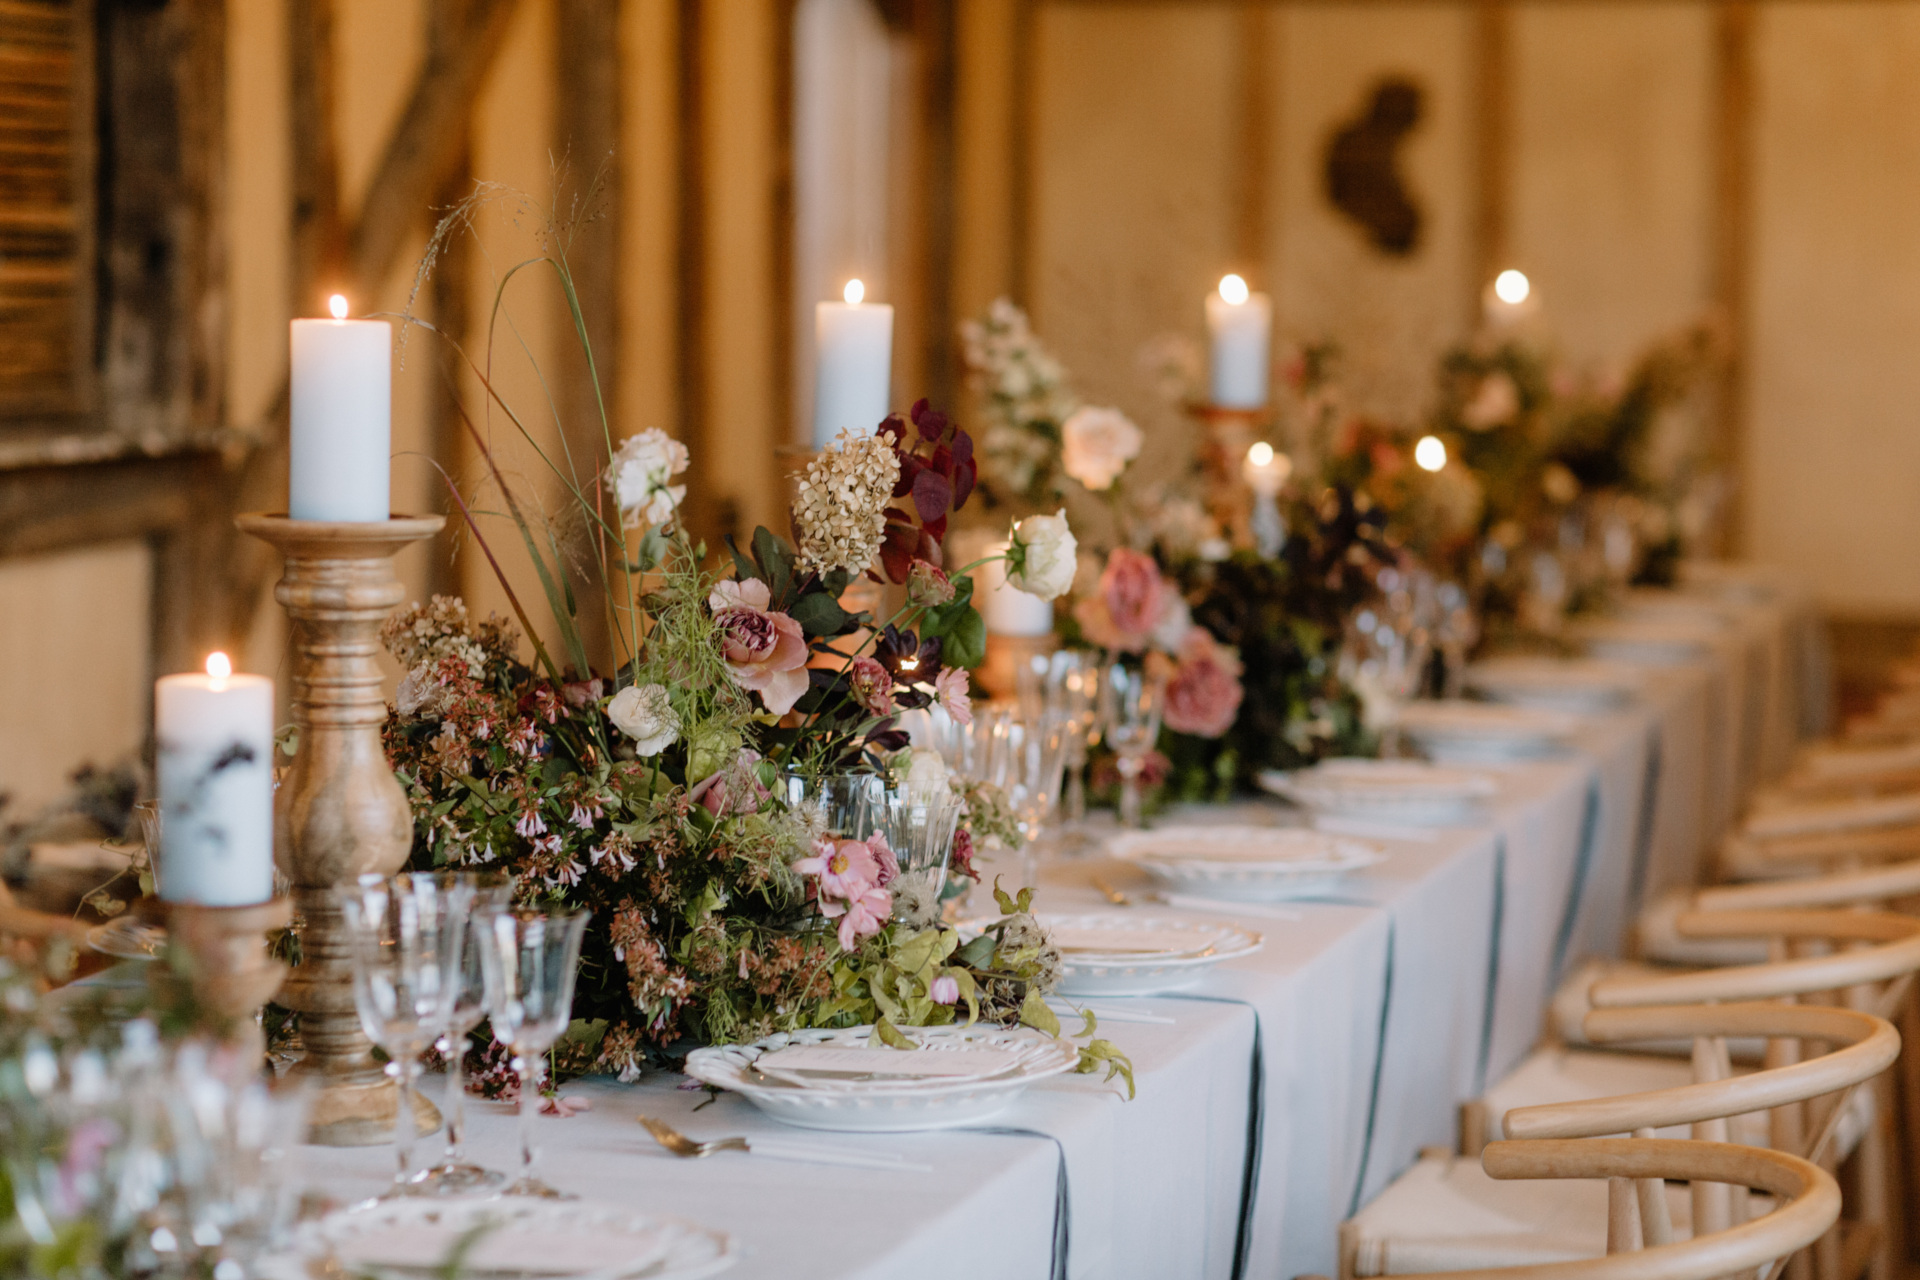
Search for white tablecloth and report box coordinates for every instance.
[294,582,1817,1280]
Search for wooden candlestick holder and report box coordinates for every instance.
[1188,403,1272,551]
[145,896,292,1057]
[236,512,445,1146]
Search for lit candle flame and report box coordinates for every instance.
[1415,435,1447,472]
[843,279,865,305]
[1247,441,1274,467]
[328,294,350,319]
[1218,274,1250,306]
[205,651,233,681]
[1493,270,1530,306]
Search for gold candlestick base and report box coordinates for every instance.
[1188,403,1273,551]
[144,896,292,1061]
[237,512,445,1146]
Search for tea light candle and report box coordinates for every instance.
[1205,274,1272,409]
[155,653,276,906]
[977,545,1053,637]
[290,294,392,521]
[812,279,893,448]
[1243,441,1292,497]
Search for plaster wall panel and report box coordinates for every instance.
[1746,3,1920,610]
[1509,3,1714,373]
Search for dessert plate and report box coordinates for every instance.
[1258,759,1498,825]
[684,1024,1078,1132]
[1463,656,1640,714]
[1106,825,1385,902]
[1397,701,1580,762]
[1566,617,1717,666]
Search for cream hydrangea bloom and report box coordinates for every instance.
[793,429,901,576]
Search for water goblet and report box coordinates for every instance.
[474,905,592,1199]
[418,871,515,1197]
[990,710,1071,888]
[1101,663,1164,829]
[336,872,476,1197]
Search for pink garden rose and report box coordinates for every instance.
[689,749,769,817]
[1161,629,1245,738]
[848,656,895,717]
[867,832,899,888]
[1076,548,1182,653]
[934,666,973,725]
[709,579,810,715]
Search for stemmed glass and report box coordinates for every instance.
[418,871,515,1196]
[983,710,1071,888]
[474,905,592,1199]
[1017,651,1103,832]
[1101,663,1164,829]
[336,872,476,1198]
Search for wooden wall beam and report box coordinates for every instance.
[1471,0,1512,321]
[916,0,958,410]
[1710,0,1754,557]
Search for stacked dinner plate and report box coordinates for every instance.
[1463,655,1640,714]
[1565,615,1717,666]
[286,1199,739,1280]
[1037,913,1264,996]
[684,1024,1079,1132]
[1257,758,1498,825]
[1106,825,1384,902]
[1397,701,1579,763]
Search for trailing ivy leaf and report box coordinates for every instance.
[722,535,758,585]
[953,933,996,970]
[1076,1038,1136,1099]
[1019,988,1061,1037]
[991,876,1036,916]
[751,527,796,606]
[873,1016,915,1049]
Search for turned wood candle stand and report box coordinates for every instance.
[1187,402,1273,552]
[237,512,445,1146]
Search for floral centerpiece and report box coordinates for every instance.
[381,190,1125,1091]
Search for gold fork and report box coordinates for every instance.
[637,1115,748,1159]
[1091,875,1133,906]
[636,1115,929,1171]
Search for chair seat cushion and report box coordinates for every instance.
[1343,1153,1693,1277]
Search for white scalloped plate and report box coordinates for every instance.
[1105,825,1385,902]
[1258,759,1498,825]
[1398,701,1580,762]
[683,1024,1079,1132]
[1464,656,1641,714]
[1037,912,1263,996]
[289,1198,737,1280]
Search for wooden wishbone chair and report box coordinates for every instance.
[1592,911,1920,1280]
[1339,1141,1839,1280]
[1388,1002,1888,1280]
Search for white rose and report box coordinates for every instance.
[607,683,680,756]
[607,428,690,528]
[904,747,951,802]
[1060,406,1143,491]
[1004,510,1078,601]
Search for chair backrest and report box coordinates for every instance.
[1590,910,1920,1012]
[1381,1140,1839,1280]
[1503,1004,1897,1142]
[1695,858,1920,912]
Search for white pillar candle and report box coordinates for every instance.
[976,545,1054,637]
[155,654,275,906]
[290,295,392,521]
[1205,274,1272,409]
[812,279,893,447]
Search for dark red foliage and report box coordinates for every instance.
[876,399,979,583]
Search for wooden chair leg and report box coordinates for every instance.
[1608,1176,1644,1254]
[1693,1035,1734,1237]
[1633,1130,1675,1248]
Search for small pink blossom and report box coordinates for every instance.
[709,578,811,715]
[867,832,899,888]
[562,678,605,708]
[689,749,770,817]
[834,884,892,950]
[949,828,978,881]
[907,559,955,608]
[934,666,972,725]
[930,974,960,1005]
[541,1094,593,1117]
[849,656,895,717]
[515,810,548,838]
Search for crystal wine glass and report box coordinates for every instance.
[336,872,476,1197]
[1101,663,1164,829]
[474,905,592,1199]
[418,871,515,1196]
[988,709,1071,888]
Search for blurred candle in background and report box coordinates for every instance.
[1205,274,1272,409]
[155,653,275,906]
[290,294,392,521]
[976,545,1054,637]
[1242,440,1292,496]
[812,278,893,448]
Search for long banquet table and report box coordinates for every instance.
[298,577,1823,1280]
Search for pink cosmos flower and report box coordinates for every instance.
[793,836,880,901]
[934,666,972,725]
[709,579,810,715]
[1161,629,1245,738]
[930,974,960,1005]
[848,656,895,717]
[834,884,892,950]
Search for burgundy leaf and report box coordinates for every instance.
[918,519,946,550]
[910,398,935,439]
[878,413,908,443]
[949,428,974,466]
[951,456,977,510]
[893,454,921,499]
[879,520,918,584]
[930,443,954,475]
[911,468,953,523]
